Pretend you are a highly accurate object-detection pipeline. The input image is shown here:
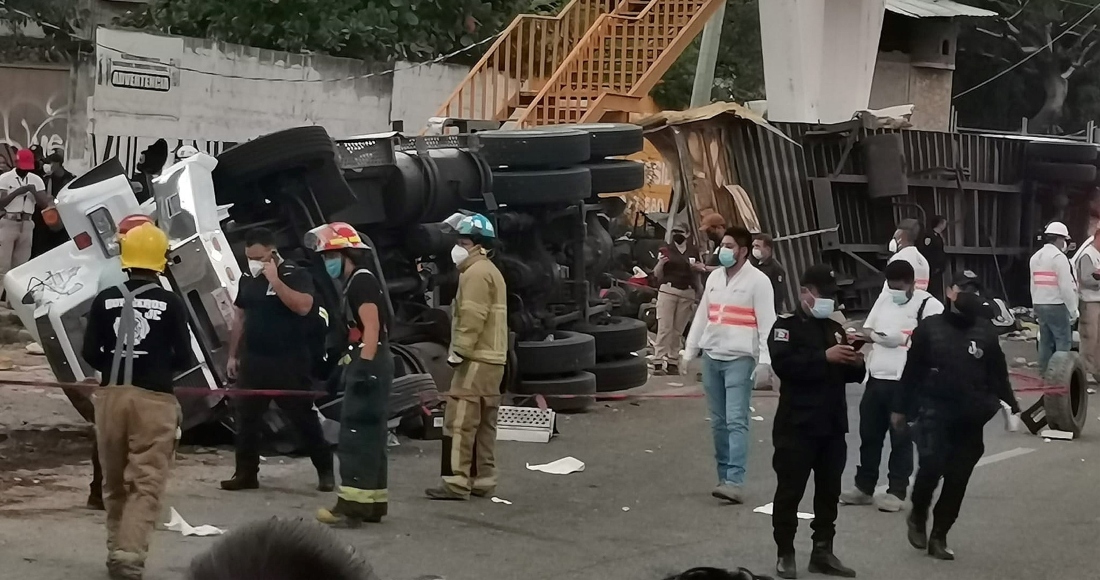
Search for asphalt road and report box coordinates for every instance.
[1,377,1097,580]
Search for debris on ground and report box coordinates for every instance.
[753,502,813,520]
[165,507,225,537]
[525,457,585,475]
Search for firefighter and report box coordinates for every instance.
[1029,221,1077,374]
[425,213,508,500]
[892,270,1020,561]
[308,222,394,526]
[768,265,863,579]
[80,223,192,580]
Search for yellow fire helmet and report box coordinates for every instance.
[119,222,169,273]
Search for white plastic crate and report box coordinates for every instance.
[497,405,556,443]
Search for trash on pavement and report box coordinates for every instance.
[490,497,513,505]
[25,342,44,355]
[752,416,765,422]
[754,502,813,520]
[622,506,630,512]
[165,507,225,537]
[1039,429,1074,441]
[525,456,585,475]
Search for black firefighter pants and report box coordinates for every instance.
[772,431,846,554]
[233,353,332,478]
[910,417,985,536]
[854,378,914,498]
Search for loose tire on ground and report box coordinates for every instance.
[477,128,591,168]
[586,160,645,194]
[515,330,597,377]
[1026,161,1097,184]
[512,371,597,413]
[1026,141,1099,164]
[214,126,337,184]
[569,316,648,360]
[1042,351,1089,436]
[530,123,644,158]
[491,166,591,206]
[587,354,649,392]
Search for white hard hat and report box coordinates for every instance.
[176,145,199,159]
[1044,221,1071,238]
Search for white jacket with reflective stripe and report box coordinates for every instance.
[1030,243,1078,317]
[685,263,777,365]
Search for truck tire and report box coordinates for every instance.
[1042,351,1089,436]
[586,160,645,194]
[570,316,648,360]
[214,126,336,183]
[588,354,649,392]
[477,128,590,168]
[1026,141,1099,164]
[515,330,596,377]
[531,123,644,158]
[1026,161,1097,184]
[492,167,591,206]
[512,371,597,413]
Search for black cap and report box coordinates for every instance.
[950,269,985,293]
[800,264,839,297]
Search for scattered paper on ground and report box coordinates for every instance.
[752,416,765,422]
[490,497,512,505]
[753,502,813,520]
[165,507,225,537]
[525,456,585,475]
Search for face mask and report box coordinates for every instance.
[751,248,764,261]
[717,247,737,268]
[672,234,686,244]
[42,164,52,174]
[888,288,910,305]
[324,257,343,279]
[888,238,899,253]
[810,297,835,319]
[247,260,264,277]
[451,245,470,266]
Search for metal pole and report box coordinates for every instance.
[689,0,727,108]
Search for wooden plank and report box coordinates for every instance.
[828,173,1021,193]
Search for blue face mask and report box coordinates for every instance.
[888,288,910,305]
[810,297,835,319]
[324,257,343,279]
[718,247,737,268]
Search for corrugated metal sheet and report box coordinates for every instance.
[885,0,997,19]
[731,122,1030,311]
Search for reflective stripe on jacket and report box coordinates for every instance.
[1030,243,1078,317]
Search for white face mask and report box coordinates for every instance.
[247,259,265,277]
[888,238,899,253]
[451,245,470,266]
[751,248,764,261]
[42,164,52,174]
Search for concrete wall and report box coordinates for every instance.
[0,65,69,167]
[72,28,470,174]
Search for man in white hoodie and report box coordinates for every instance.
[684,226,776,504]
[1029,221,1077,374]
[840,260,942,514]
[888,218,930,292]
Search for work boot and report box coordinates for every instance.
[317,471,336,493]
[316,498,381,527]
[907,513,928,550]
[87,490,105,511]
[776,552,798,579]
[220,473,259,491]
[711,483,744,504]
[665,362,680,375]
[839,487,873,506]
[874,492,905,513]
[425,486,469,501]
[808,541,856,578]
[471,488,494,498]
[928,532,955,561]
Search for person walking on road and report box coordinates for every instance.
[768,265,863,579]
[653,223,701,375]
[840,260,942,513]
[751,233,788,313]
[683,226,776,504]
[80,223,192,580]
[308,222,394,526]
[425,213,509,501]
[221,227,334,493]
[892,270,1021,561]
[1075,228,1100,381]
[1029,221,1077,374]
[0,149,47,283]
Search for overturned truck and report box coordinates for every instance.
[7,123,651,438]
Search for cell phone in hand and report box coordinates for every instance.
[848,338,868,351]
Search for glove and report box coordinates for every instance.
[447,353,463,367]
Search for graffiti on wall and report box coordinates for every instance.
[0,66,69,166]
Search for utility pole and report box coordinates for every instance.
[689,0,727,108]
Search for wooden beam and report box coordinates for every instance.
[829,174,1021,193]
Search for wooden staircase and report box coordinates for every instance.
[434,0,724,128]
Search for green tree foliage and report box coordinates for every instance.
[652,0,765,110]
[955,0,1100,134]
[0,0,86,62]
[122,0,530,63]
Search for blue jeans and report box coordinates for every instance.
[1035,303,1072,374]
[701,353,756,485]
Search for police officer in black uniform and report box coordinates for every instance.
[918,215,947,301]
[768,265,864,579]
[892,270,1020,561]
